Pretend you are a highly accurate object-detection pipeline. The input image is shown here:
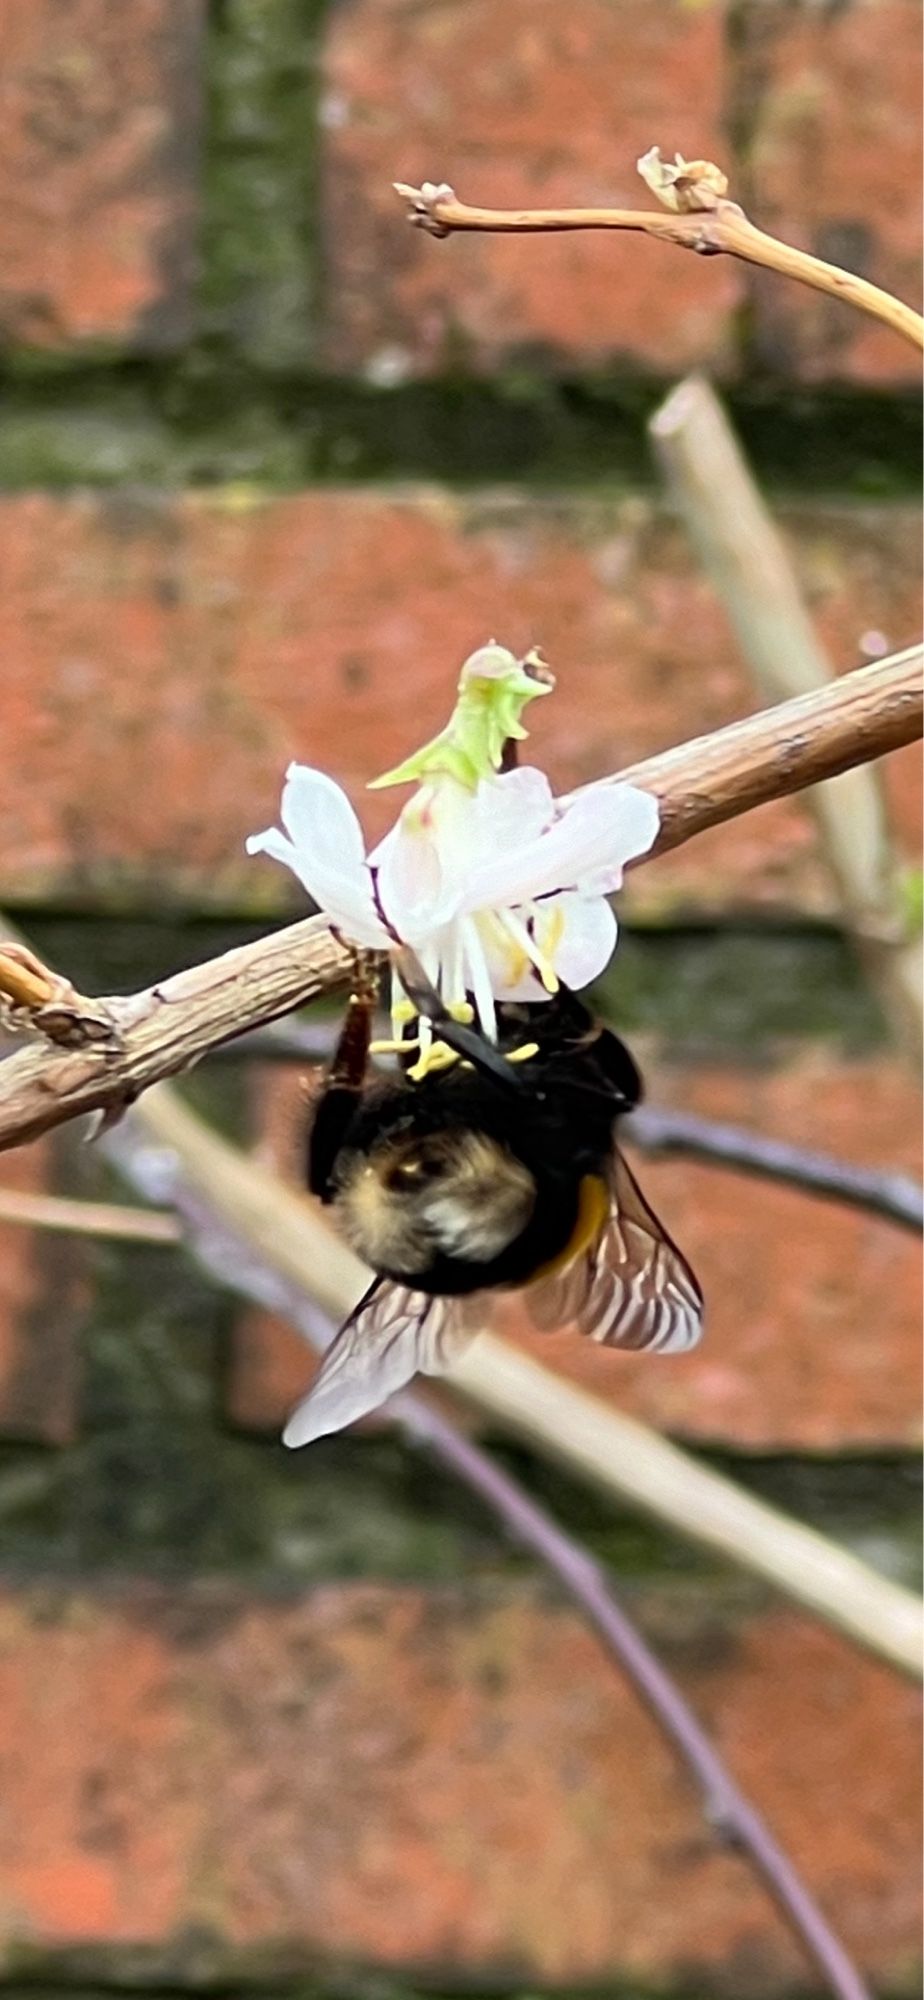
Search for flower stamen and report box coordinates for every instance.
[406,1038,461,1081]
[499,910,561,995]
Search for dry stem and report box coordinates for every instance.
[110,1087,922,1682]
[395,183,924,352]
[650,377,923,1068]
[0,1185,180,1243]
[0,650,919,1151]
[107,1092,873,2000]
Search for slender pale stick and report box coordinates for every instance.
[650,376,922,1068]
[0,1186,180,1243]
[108,1086,922,1682]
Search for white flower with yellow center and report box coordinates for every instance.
[247,644,659,1054]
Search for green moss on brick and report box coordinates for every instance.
[0,369,919,495]
[201,0,327,369]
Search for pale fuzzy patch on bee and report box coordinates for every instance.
[334,1131,537,1277]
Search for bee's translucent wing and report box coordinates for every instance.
[283,1280,478,1447]
[528,1150,703,1354]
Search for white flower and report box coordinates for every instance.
[247,758,659,1042]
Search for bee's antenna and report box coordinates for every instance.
[392,945,524,1094]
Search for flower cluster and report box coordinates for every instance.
[247,644,659,1054]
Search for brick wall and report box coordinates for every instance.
[0,3,920,1996]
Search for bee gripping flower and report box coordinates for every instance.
[246,644,660,1041]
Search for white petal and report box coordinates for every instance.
[459,783,659,911]
[248,764,388,948]
[562,784,660,895]
[372,814,460,940]
[281,764,368,868]
[541,892,618,989]
[467,767,554,856]
[246,826,300,868]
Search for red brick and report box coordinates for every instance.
[743,0,923,384]
[0,1137,85,1442]
[227,1061,310,1433]
[0,490,919,920]
[230,1050,921,1453]
[0,0,203,351]
[0,1581,918,1991]
[320,0,740,377]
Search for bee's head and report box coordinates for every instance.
[334,1129,536,1279]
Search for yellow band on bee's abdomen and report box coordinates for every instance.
[528,1173,610,1285]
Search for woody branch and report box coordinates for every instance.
[0,646,919,1152]
[395,153,924,353]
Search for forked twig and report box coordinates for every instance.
[394,175,924,353]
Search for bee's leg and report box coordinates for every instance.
[391,945,523,1095]
[307,955,379,1200]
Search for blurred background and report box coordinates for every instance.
[0,2,921,1996]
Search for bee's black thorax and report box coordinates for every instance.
[308,991,642,1299]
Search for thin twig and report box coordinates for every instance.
[104,1085,922,1680]
[650,376,923,1070]
[205,1023,924,1235]
[404,1408,873,2000]
[626,1109,923,1233]
[0,1185,181,1243]
[394,182,924,352]
[108,1094,871,2000]
[0,650,920,1152]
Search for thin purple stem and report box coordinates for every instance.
[208,1028,923,1234]
[627,1106,922,1232]
[398,1391,872,2000]
[111,1115,873,2000]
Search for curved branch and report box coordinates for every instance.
[626,1109,923,1232]
[0,648,919,1151]
[394,184,924,352]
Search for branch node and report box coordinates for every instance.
[637,145,729,213]
[393,179,456,236]
[0,942,121,1050]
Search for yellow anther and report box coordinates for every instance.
[506,1041,540,1062]
[407,1038,462,1082]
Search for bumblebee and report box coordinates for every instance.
[287,964,702,1444]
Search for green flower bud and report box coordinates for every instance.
[370,643,554,792]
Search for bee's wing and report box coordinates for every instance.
[283,1280,479,1447]
[528,1149,703,1354]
